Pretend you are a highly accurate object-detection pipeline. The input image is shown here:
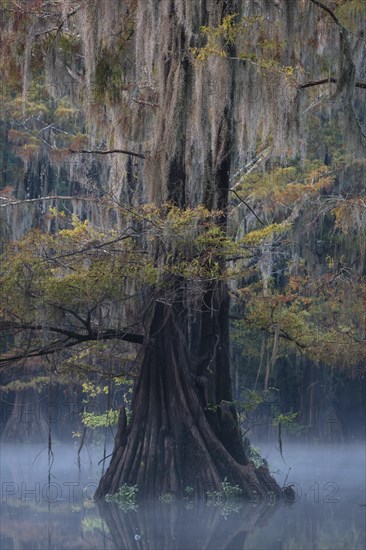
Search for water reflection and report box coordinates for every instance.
[0,442,365,549]
[98,499,279,550]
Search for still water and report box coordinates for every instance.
[0,442,365,549]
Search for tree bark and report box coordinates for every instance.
[96,290,283,500]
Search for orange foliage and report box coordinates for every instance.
[49,147,69,164]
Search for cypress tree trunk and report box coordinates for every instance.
[95,0,287,502]
[96,293,282,500]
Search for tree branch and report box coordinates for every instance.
[131,97,159,108]
[69,149,146,159]
[0,320,143,344]
[229,189,265,226]
[42,232,133,262]
[309,0,366,145]
[230,146,272,189]
[0,321,144,367]
[301,77,366,90]
[34,5,81,40]
[309,0,342,27]
[0,195,95,208]
[1,321,87,340]
[0,340,78,367]
[228,300,307,352]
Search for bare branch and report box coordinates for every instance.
[131,97,159,108]
[229,189,265,226]
[301,77,366,90]
[34,5,81,39]
[309,0,366,145]
[43,232,134,262]
[309,0,342,27]
[0,321,87,340]
[0,195,95,208]
[69,149,146,159]
[230,146,272,189]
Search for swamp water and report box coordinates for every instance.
[0,442,365,549]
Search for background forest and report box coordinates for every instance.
[0,0,365,463]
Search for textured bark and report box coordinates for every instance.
[96,293,283,500]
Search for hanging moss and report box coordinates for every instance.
[93,48,125,103]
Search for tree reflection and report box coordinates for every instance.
[98,498,281,550]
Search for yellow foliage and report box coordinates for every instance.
[239,223,291,246]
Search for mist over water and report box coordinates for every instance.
[0,440,365,549]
